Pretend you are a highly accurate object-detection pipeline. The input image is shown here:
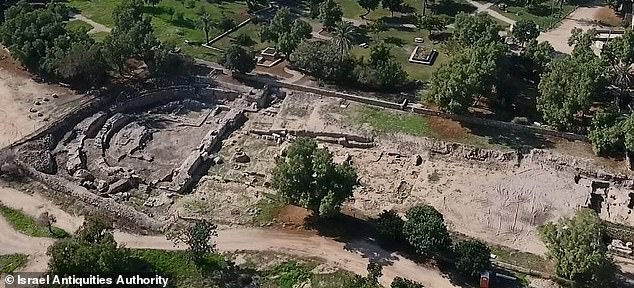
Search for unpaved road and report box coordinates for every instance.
[0,187,459,288]
[537,4,606,54]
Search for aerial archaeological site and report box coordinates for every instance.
[2,0,634,287]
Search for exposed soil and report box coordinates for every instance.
[0,49,87,149]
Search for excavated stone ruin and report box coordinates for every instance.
[9,78,274,231]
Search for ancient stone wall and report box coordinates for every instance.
[231,74,588,142]
[22,165,166,232]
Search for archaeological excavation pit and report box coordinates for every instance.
[8,79,275,227]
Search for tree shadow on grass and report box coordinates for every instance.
[170,17,197,29]
[384,36,407,46]
[143,5,172,16]
[527,4,554,17]
[381,14,419,25]
[432,0,477,17]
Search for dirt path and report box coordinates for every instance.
[537,4,606,54]
[0,187,459,287]
[69,14,112,34]
[464,0,516,25]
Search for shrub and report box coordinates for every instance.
[376,210,404,243]
[234,33,254,46]
[511,116,529,125]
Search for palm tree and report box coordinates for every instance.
[331,21,357,58]
[198,12,213,44]
[613,62,633,110]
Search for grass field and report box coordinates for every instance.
[491,1,576,30]
[0,204,70,238]
[66,19,94,32]
[90,31,110,42]
[350,27,448,81]
[350,106,510,149]
[131,249,225,288]
[489,244,552,273]
[0,254,28,273]
[66,0,251,60]
[336,0,476,23]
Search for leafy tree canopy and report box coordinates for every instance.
[452,13,501,48]
[403,205,451,256]
[271,138,358,217]
[319,0,343,31]
[540,209,616,286]
[512,19,539,46]
[426,42,506,113]
[391,277,424,288]
[220,45,255,74]
[453,240,491,278]
[537,48,607,130]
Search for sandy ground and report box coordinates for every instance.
[214,92,634,257]
[0,187,460,288]
[0,49,86,149]
[537,3,608,54]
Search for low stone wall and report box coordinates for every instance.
[168,108,246,193]
[23,165,166,232]
[232,74,588,143]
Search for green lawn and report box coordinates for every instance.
[336,0,476,23]
[491,2,576,30]
[489,244,551,273]
[209,22,273,60]
[350,106,510,149]
[350,27,448,81]
[0,254,28,273]
[354,106,434,136]
[66,0,251,61]
[251,196,285,226]
[66,19,94,32]
[131,249,224,288]
[0,204,70,238]
[90,31,110,42]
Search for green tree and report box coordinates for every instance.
[540,209,616,286]
[55,40,108,86]
[319,0,343,31]
[368,19,387,40]
[452,13,500,48]
[271,138,358,217]
[358,0,381,18]
[376,209,405,243]
[48,214,132,277]
[146,45,194,76]
[290,40,356,82]
[366,262,382,283]
[402,205,451,257]
[391,277,424,288]
[144,0,161,6]
[602,29,634,110]
[537,50,606,130]
[418,14,450,36]
[261,7,293,43]
[198,12,214,44]
[172,219,218,264]
[331,21,357,57]
[291,19,313,41]
[0,1,68,73]
[381,0,404,16]
[427,42,506,113]
[523,39,555,75]
[511,19,539,47]
[453,240,491,278]
[588,108,624,156]
[220,45,255,74]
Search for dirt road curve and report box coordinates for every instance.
[0,187,458,287]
